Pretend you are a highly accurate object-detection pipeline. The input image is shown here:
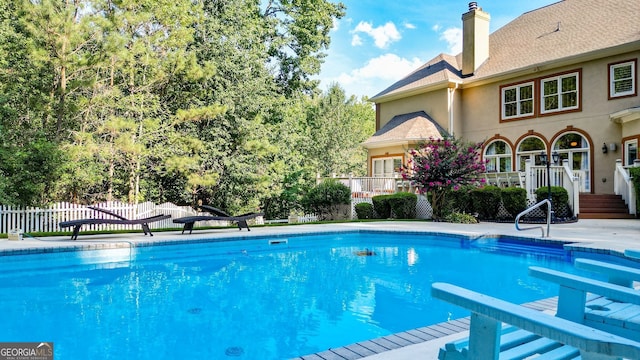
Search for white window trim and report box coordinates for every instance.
[484,141,512,172]
[501,82,535,120]
[610,61,636,98]
[625,139,638,166]
[541,72,580,114]
[372,157,402,178]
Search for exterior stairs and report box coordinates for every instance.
[579,194,635,219]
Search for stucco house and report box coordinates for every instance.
[365,0,639,218]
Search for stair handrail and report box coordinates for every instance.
[515,199,552,237]
[614,159,636,215]
[560,159,580,217]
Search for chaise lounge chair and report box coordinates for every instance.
[59,206,171,240]
[172,205,264,234]
[432,282,640,360]
[529,262,640,341]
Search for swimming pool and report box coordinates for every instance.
[0,231,584,359]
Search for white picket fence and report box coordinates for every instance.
[0,201,248,234]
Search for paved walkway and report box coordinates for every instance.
[1,219,639,359]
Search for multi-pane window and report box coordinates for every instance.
[502,82,534,119]
[484,140,512,172]
[553,133,591,192]
[610,61,636,98]
[516,137,546,171]
[625,140,638,166]
[541,72,579,113]
[372,157,402,177]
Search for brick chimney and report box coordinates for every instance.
[462,2,490,76]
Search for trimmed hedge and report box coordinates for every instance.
[501,187,527,218]
[355,202,374,219]
[371,192,417,219]
[448,186,475,214]
[534,186,568,213]
[388,192,417,219]
[470,186,502,220]
[372,194,392,218]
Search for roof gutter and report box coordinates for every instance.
[370,79,462,104]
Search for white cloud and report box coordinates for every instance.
[352,21,401,49]
[432,24,441,32]
[350,54,423,81]
[439,27,462,54]
[404,22,416,30]
[322,54,424,98]
[351,34,363,46]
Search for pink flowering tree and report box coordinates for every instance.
[401,137,487,219]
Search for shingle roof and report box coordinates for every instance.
[371,0,640,102]
[370,54,462,99]
[362,111,448,148]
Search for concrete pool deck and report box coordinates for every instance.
[0,218,639,359]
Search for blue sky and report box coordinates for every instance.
[316,0,558,99]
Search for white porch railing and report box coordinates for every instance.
[322,174,416,196]
[614,159,638,215]
[524,159,580,216]
[320,174,431,219]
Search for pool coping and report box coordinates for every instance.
[0,228,583,256]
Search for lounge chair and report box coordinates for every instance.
[59,206,171,240]
[529,265,640,341]
[432,282,640,360]
[574,258,640,287]
[172,205,263,234]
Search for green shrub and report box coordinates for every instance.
[534,186,568,213]
[372,194,392,219]
[470,186,502,220]
[301,179,351,220]
[443,212,478,224]
[448,186,475,214]
[387,192,417,219]
[355,202,374,219]
[630,167,640,217]
[501,187,527,218]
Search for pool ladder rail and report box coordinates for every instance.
[515,199,552,238]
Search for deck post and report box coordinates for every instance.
[467,312,501,360]
[524,159,534,201]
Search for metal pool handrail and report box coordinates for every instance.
[515,199,552,237]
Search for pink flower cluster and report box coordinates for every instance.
[400,137,487,193]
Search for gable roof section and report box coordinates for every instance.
[362,111,448,149]
[370,54,462,100]
[371,0,640,102]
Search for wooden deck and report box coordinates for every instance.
[292,296,559,360]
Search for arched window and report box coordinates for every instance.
[516,136,546,171]
[553,133,590,192]
[484,140,512,172]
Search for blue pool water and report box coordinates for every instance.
[0,231,584,359]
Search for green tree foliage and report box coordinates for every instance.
[305,84,374,176]
[0,0,376,217]
[262,0,346,94]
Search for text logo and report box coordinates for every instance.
[0,342,53,360]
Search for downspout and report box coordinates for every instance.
[448,83,458,136]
